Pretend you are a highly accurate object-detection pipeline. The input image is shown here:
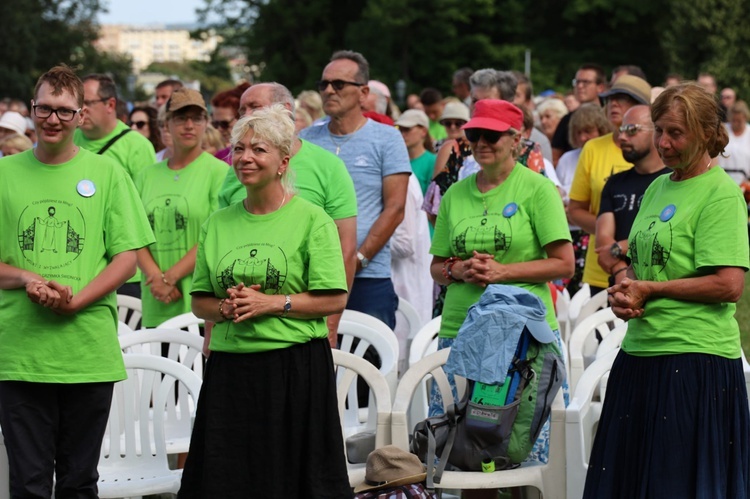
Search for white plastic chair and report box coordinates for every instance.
[566,284,591,334]
[406,316,441,429]
[555,287,572,343]
[98,354,202,498]
[338,310,399,393]
[398,297,425,343]
[158,312,204,336]
[565,348,618,499]
[116,294,142,331]
[119,328,205,454]
[568,307,624,393]
[573,289,610,329]
[595,322,628,360]
[331,349,392,487]
[391,349,566,497]
[117,321,135,336]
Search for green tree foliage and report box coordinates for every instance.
[0,0,135,100]
[199,0,750,101]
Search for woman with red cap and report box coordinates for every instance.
[428,100,574,488]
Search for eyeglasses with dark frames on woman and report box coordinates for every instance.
[129,120,148,129]
[33,105,81,122]
[316,79,365,93]
[212,120,232,130]
[464,128,512,144]
[440,119,466,129]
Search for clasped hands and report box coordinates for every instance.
[607,277,648,320]
[25,279,77,314]
[454,251,506,288]
[146,273,182,304]
[220,282,273,323]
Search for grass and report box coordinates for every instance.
[738,272,750,358]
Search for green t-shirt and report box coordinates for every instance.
[429,119,448,142]
[431,164,571,338]
[217,139,358,221]
[135,152,229,326]
[411,150,436,196]
[192,196,347,353]
[622,167,750,358]
[74,120,157,181]
[0,149,154,382]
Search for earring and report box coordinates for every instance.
[278,171,283,176]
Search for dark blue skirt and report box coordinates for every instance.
[178,339,352,499]
[583,350,750,498]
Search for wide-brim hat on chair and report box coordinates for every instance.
[353,445,427,493]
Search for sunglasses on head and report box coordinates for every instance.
[441,119,466,129]
[212,120,232,130]
[464,128,510,144]
[316,79,365,92]
[129,120,147,129]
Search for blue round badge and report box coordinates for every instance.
[502,202,518,218]
[77,179,96,198]
[659,204,676,222]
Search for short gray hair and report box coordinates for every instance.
[470,69,518,101]
[368,85,388,114]
[330,50,369,83]
[265,82,295,115]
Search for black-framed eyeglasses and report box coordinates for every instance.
[618,124,653,137]
[83,98,111,107]
[572,78,596,87]
[172,114,207,126]
[316,79,365,92]
[441,119,466,129]
[464,128,511,144]
[212,120,232,130]
[33,105,81,122]
[129,120,147,129]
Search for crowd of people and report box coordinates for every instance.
[0,52,748,498]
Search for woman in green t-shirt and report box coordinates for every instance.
[585,83,750,497]
[177,105,351,498]
[429,100,574,490]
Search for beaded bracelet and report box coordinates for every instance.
[442,256,461,282]
[218,298,231,320]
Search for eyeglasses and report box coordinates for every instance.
[129,120,147,129]
[618,124,654,136]
[464,128,511,144]
[397,126,413,133]
[33,104,81,122]
[572,79,596,87]
[171,114,207,126]
[83,98,111,107]
[316,79,365,92]
[441,119,466,129]
[212,120,232,130]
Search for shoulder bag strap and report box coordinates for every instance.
[97,128,132,155]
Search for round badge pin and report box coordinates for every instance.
[502,202,518,218]
[77,179,96,198]
[659,204,676,222]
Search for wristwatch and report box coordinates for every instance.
[357,251,369,269]
[610,242,624,260]
[282,294,292,318]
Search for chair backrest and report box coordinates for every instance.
[398,297,425,342]
[565,348,618,499]
[574,289,609,328]
[332,349,392,453]
[568,307,623,393]
[596,322,628,360]
[119,328,205,377]
[157,312,204,336]
[338,310,399,392]
[118,321,135,336]
[100,354,202,473]
[116,294,142,331]
[555,287,572,343]
[408,316,441,367]
[567,284,591,330]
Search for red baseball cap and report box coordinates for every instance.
[462,99,524,132]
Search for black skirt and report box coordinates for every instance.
[583,350,750,498]
[178,339,353,499]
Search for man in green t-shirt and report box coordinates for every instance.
[217,82,357,346]
[74,74,157,296]
[0,65,154,498]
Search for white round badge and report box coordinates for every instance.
[77,179,96,198]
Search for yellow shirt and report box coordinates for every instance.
[569,133,632,288]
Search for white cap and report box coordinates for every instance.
[0,112,27,135]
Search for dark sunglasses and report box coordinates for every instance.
[129,120,147,129]
[464,128,509,144]
[441,119,466,129]
[316,79,365,92]
[212,120,232,130]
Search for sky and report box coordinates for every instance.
[98,0,206,25]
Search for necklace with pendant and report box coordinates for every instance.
[481,194,489,216]
[328,119,366,156]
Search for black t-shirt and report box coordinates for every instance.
[598,167,672,241]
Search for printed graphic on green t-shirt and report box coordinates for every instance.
[216,243,288,294]
[18,203,84,268]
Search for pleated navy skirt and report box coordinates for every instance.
[583,350,750,498]
[178,339,353,499]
